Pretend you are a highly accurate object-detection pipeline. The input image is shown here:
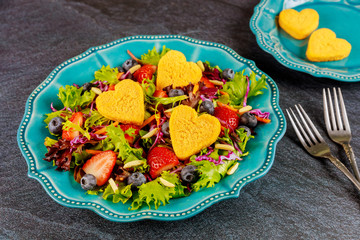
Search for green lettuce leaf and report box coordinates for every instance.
[103,182,132,204]
[72,150,91,166]
[123,153,149,173]
[235,128,254,154]
[62,120,91,140]
[86,188,104,195]
[248,73,267,98]
[153,95,188,105]
[222,70,267,106]
[83,110,111,130]
[216,160,236,178]
[130,176,176,210]
[106,125,144,161]
[44,111,70,125]
[58,85,95,111]
[217,128,233,146]
[94,65,119,84]
[161,171,188,198]
[141,46,171,66]
[140,76,156,104]
[190,160,221,191]
[44,137,58,147]
[139,130,154,150]
[190,159,235,192]
[204,61,222,72]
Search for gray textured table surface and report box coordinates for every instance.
[1,0,360,239]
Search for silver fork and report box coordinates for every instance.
[286,104,360,191]
[323,88,360,181]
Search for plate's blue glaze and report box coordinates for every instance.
[17,35,286,222]
[250,0,360,82]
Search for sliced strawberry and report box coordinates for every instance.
[119,124,140,144]
[82,150,117,186]
[200,76,215,88]
[214,106,239,131]
[134,65,156,83]
[153,90,168,98]
[62,112,84,141]
[147,147,179,179]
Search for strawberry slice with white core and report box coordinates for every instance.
[62,112,84,141]
[82,150,117,186]
[147,147,179,179]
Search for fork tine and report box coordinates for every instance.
[337,88,351,132]
[327,88,337,131]
[333,87,343,130]
[289,108,313,146]
[323,88,332,132]
[286,108,309,148]
[296,104,325,143]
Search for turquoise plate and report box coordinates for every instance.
[17,35,286,222]
[250,0,360,82]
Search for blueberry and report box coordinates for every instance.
[127,172,146,187]
[199,100,214,115]
[80,174,97,190]
[168,89,185,97]
[122,59,138,72]
[48,117,65,135]
[117,66,125,73]
[181,165,198,183]
[221,68,235,80]
[81,82,93,93]
[237,125,251,136]
[161,122,170,137]
[239,112,257,128]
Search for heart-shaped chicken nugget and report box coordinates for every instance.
[279,8,319,40]
[96,79,144,125]
[306,28,351,62]
[169,105,221,160]
[156,50,202,90]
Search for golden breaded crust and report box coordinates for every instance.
[169,105,221,160]
[156,50,202,90]
[279,8,319,40]
[306,28,351,62]
[96,79,144,125]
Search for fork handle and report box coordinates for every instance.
[326,155,360,191]
[342,143,360,182]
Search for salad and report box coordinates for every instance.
[43,46,270,210]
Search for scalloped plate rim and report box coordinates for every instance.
[250,0,360,82]
[17,35,286,222]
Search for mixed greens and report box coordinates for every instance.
[43,46,270,210]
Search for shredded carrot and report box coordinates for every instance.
[217,102,238,112]
[221,126,226,131]
[85,149,103,155]
[156,113,161,126]
[108,84,116,91]
[94,122,119,135]
[165,112,172,118]
[127,50,140,62]
[255,116,271,123]
[193,83,199,95]
[219,90,229,96]
[140,114,156,129]
[117,72,123,80]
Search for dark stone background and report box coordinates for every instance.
[1,0,359,239]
